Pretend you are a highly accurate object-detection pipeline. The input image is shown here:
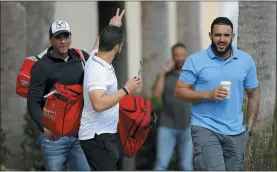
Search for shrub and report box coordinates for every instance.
[20,112,45,170]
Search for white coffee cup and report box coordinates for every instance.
[220,81,232,98]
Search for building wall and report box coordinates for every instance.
[177,2,201,54]
[220,2,239,46]
[199,2,221,49]
[125,2,142,79]
[54,2,98,52]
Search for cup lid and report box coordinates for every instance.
[220,81,232,84]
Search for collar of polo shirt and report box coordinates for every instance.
[207,44,239,59]
[91,49,113,70]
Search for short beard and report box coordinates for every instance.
[211,40,232,57]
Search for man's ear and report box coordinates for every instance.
[209,32,212,40]
[49,37,52,45]
[232,33,235,41]
[113,44,120,52]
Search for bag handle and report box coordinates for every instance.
[72,48,85,69]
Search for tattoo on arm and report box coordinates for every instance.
[245,87,260,132]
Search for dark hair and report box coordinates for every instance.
[171,43,186,55]
[211,17,233,33]
[99,25,124,52]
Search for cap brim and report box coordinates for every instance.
[52,30,71,36]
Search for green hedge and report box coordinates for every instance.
[272,100,276,170]
[135,96,180,170]
[0,127,8,170]
[244,99,276,170]
[20,112,44,170]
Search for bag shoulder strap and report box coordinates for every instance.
[72,48,85,69]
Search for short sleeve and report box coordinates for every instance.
[244,57,259,89]
[86,64,109,92]
[179,56,198,85]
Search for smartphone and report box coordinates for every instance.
[138,61,142,78]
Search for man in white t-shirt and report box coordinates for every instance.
[79,9,142,171]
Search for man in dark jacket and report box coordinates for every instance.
[27,11,123,170]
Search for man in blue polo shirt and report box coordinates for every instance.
[175,17,260,171]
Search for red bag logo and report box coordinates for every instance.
[43,102,56,121]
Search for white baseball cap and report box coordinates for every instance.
[49,20,71,37]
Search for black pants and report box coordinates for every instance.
[80,133,124,171]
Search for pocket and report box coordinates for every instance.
[191,125,199,136]
[104,139,120,161]
[193,146,205,171]
[39,132,53,144]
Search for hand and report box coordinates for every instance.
[162,58,175,73]
[109,8,125,27]
[43,127,60,141]
[207,87,229,100]
[124,77,142,93]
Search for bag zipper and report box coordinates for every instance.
[122,96,137,113]
[131,99,147,138]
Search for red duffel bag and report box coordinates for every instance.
[118,94,157,158]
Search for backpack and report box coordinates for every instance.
[16,48,48,98]
[118,94,157,158]
[16,48,85,98]
[16,48,86,137]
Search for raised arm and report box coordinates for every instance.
[91,8,125,52]
[152,58,174,98]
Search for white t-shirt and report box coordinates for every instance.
[78,50,119,140]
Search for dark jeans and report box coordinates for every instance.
[191,125,249,171]
[80,133,124,171]
[39,132,90,171]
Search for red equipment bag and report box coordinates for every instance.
[42,82,84,136]
[118,94,157,158]
[16,49,47,98]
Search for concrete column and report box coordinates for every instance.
[199,2,221,49]
[125,2,142,79]
[167,1,177,54]
[54,2,98,52]
[141,2,174,96]
[177,2,202,54]
[1,2,55,169]
[1,2,27,169]
[220,2,239,46]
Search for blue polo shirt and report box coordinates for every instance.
[179,44,259,135]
